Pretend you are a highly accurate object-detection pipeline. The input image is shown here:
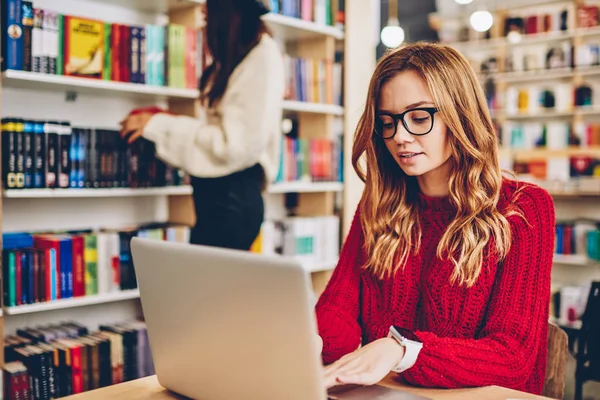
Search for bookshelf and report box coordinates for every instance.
[3,290,141,316]
[0,0,350,393]
[3,186,193,198]
[2,70,200,100]
[430,0,600,332]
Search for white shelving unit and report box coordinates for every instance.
[0,0,346,336]
[2,70,199,100]
[3,290,141,316]
[3,186,193,198]
[262,13,344,41]
[283,100,344,116]
[267,181,343,194]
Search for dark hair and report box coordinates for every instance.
[199,0,271,108]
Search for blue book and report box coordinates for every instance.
[57,236,73,299]
[33,121,45,188]
[2,0,24,70]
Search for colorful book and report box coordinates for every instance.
[63,16,104,78]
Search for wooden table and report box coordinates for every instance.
[64,374,554,400]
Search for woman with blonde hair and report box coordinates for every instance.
[316,42,555,395]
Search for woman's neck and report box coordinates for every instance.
[416,160,452,197]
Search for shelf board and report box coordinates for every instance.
[499,110,575,120]
[494,68,574,83]
[2,70,199,100]
[306,260,338,273]
[3,186,193,199]
[262,13,344,41]
[88,0,203,13]
[553,254,599,265]
[509,147,600,161]
[4,290,140,316]
[283,100,344,115]
[268,181,343,194]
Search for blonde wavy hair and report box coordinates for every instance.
[352,42,517,287]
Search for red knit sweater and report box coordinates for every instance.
[316,179,555,395]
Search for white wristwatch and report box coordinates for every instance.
[387,326,423,373]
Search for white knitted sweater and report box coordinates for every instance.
[142,34,284,183]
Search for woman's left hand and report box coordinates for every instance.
[324,337,405,389]
[119,111,154,144]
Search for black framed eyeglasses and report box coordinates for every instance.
[374,107,439,139]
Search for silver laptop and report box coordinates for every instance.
[130,237,430,400]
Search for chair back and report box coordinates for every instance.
[543,322,568,399]
[580,282,600,380]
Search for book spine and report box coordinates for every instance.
[70,128,79,188]
[57,13,64,75]
[58,122,72,188]
[45,122,59,188]
[103,22,112,80]
[15,251,22,306]
[15,119,25,188]
[111,24,120,81]
[33,120,46,188]
[3,0,24,70]
[186,27,196,89]
[23,119,34,189]
[33,249,40,303]
[77,127,86,188]
[84,234,98,295]
[7,251,17,306]
[145,25,154,86]
[43,10,59,75]
[130,26,139,83]
[31,9,43,72]
[21,1,33,71]
[121,25,131,82]
[155,25,164,86]
[72,236,85,297]
[139,26,146,84]
[165,25,171,87]
[2,118,18,189]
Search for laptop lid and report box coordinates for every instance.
[131,237,328,400]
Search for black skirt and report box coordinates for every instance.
[189,163,265,251]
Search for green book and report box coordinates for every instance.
[8,251,16,307]
[84,234,98,295]
[103,22,112,80]
[57,14,64,75]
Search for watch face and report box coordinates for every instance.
[394,327,421,343]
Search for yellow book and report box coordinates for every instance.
[64,16,104,79]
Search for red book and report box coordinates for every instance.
[120,25,131,82]
[33,235,61,300]
[111,24,122,81]
[185,27,197,90]
[33,250,40,303]
[15,251,22,306]
[71,236,86,297]
[563,225,573,255]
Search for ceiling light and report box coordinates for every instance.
[470,11,493,32]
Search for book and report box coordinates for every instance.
[63,16,104,78]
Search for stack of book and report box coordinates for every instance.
[3,320,154,399]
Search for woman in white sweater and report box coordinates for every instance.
[120,0,285,250]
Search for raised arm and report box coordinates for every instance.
[316,207,366,365]
[400,185,555,392]
[142,38,284,177]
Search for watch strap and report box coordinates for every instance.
[388,326,423,374]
